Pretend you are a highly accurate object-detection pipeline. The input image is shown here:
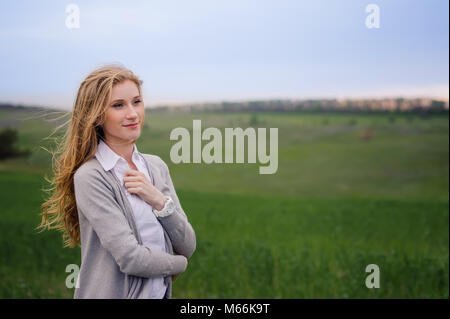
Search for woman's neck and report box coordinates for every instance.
[104,139,135,163]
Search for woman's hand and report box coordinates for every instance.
[123,169,166,210]
[172,258,188,282]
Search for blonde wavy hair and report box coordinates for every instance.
[37,64,143,247]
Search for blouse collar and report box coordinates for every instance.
[95,139,141,171]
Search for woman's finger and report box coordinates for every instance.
[123,175,144,182]
[127,187,142,194]
[125,170,144,177]
[124,182,141,188]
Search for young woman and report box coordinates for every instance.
[38,65,196,298]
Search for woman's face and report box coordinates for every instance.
[102,80,145,146]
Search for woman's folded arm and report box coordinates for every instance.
[74,167,187,278]
[156,159,197,259]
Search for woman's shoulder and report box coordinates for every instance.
[140,153,168,170]
[140,153,172,179]
[74,156,106,182]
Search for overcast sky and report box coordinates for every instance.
[0,0,448,110]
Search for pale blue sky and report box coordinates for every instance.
[0,0,448,110]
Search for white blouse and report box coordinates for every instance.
[95,139,167,298]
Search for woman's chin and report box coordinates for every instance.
[127,133,141,143]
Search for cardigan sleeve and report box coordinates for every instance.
[154,157,197,259]
[73,166,187,278]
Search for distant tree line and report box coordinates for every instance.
[0,103,46,111]
[0,128,30,160]
[1,98,448,115]
[148,98,449,114]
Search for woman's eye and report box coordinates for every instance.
[113,103,123,108]
[134,99,142,104]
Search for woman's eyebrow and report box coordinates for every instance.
[110,96,142,103]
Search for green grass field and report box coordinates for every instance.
[0,108,448,298]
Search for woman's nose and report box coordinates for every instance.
[126,104,138,118]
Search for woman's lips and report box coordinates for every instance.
[123,123,139,129]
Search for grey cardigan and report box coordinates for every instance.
[73,152,196,299]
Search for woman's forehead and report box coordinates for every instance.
[110,80,140,101]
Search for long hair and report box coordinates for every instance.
[37,64,143,247]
